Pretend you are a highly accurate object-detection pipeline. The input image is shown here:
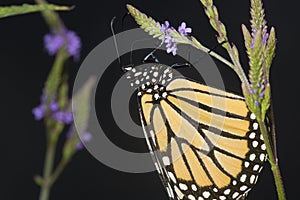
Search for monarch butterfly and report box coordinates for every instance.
[122,61,267,200]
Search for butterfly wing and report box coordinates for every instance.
[138,78,267,200]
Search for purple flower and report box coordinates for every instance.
[250,25,269,48]
[165,35,178,56]
[44,29,81,60]
[63,111,74,124]
[65,31,81,60]
[178,22,192,36]
[52,110,73,124]
[52,111,65,122]
[32,105,46,120]
[44,33,64,56]
[254,100,259,106]
[50,100,59,112]
[160,21,170,33]
[262,33,269,44]
[76,132,92,150]
[259,91,265,99]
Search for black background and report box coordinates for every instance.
[1,0,298,199]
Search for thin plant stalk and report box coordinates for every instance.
[38,136,57,200]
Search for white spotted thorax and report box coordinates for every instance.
[124,64,174,97]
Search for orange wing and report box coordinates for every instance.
[138,78,267,200]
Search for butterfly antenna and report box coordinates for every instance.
[143,40,164,63]
[110,16,122,68]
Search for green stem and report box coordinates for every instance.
[189,38,251,90]
[39,136,57,200]
[257,118,286,200]
[48,159,69,187]
[34,0,65,32]
[187,39,235,71]
[227,48,251,90]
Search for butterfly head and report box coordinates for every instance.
[123,64,174,88]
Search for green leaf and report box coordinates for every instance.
[242,24,252,53]
[127,4,163,39]
[261,83,271,120]
[231,44,240,62]
[71,76,97,134]
[127,4,207,52]
[248,30,264,87]
[33,175,44,186]
[0,3,70,19]
[250,0,266,32]
[44,48,69,105]
[57,73,69,109]
[265,27,276,81]
[199,0,230,51]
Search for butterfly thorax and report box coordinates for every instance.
[124,64,174,89]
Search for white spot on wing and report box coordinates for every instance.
[174,185,184,199]
[134,72,142,77]
[232,192,239,198]
[250,175,256,184]
[240,185,248,191]
[179,183,188,191]
[202,191,210,198]
[260,153,266,161]
[191,184,197,191]
[249,153,256,161]
[252,140,259,148]
[188,194,196,200]
[162,92,168,98]
[219,196,226,200]
[253,164,260,171]
[253,122,259,130]
[244,161,250,168]
[232,180,237,185]
[168,171,177,183]
[224,188,231,195]
[240,174,247,182]
[146,88,152,93]
[162,156,170,166]
[249,132,256,139]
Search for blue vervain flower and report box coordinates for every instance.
[32,104,46,120]
[76,132,92,150]
[178,22,192,36]
[52,110,73,124]
[44,33,64,55]
[165,35,177,56]
[44,29,81,60]
[160,21,170,33]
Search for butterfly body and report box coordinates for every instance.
[126,64,267,200]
